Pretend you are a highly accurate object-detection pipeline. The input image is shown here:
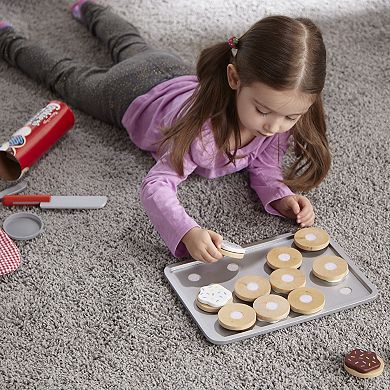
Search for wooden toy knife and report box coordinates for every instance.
[0,182,28,200]
[2,194,107,209]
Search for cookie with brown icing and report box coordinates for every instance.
[344,349,385,378]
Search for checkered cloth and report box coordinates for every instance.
[0,228,21,275]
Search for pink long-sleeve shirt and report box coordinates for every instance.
[122,75,294,257]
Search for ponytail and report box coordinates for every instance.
[284,94,331,191]
[159,42,240,176]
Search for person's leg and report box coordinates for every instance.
[71,1,195,122]
[0,22,193,129]
[74,1,151,63]
[0,26,126,126]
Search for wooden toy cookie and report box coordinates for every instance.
[253,294,290,323]
[266,246,303,270]
[196,284,233,313]
[312,255,349,282]
[344,349,385,379]
[218,303,257,331]
[269,268,306,294]
[219,240,246,259]
[293,227,330,251]
[234,275,271,302]
[288,287,325,314]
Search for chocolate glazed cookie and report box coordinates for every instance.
[344,349,385,378]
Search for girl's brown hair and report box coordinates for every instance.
[160,16,331,192]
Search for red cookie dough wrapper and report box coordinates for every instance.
[0,101,75,181]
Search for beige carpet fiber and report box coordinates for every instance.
[0,0,389,389]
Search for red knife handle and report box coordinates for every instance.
[2,194,51,206]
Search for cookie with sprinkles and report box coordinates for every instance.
[196,284,233,313]
[344,349,384,378]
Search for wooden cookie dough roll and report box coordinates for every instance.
[218,303,257,331]
[266,246,303,270]
[312,255,349,282]
[288,287,325,314]
[253,294,290,323]
[269,268,306,294]
[294,227,330,251]
[234,275,271,302]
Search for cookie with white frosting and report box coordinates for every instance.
[196,284,233,313]
[219,240,246,259]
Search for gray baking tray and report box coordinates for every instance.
[164,232,378,345]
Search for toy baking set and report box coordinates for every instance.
[164,228,378,345]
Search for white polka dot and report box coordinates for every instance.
[246,282,259,291]
[278,253,291,262]
[230,311,243,320]
[324,262,337,271]
[266,302,278,311]
[299,294,313,303]
[188,273,201,282]
[281,274,294,283]
[305,233,317,241]
[227,263,239,272]
[340,287,352,295]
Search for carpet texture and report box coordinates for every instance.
[0,1,389,389]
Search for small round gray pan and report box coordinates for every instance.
[3,212,44,240]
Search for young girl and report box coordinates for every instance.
[0,1,331,263]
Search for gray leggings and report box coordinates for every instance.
[0,2,193,128]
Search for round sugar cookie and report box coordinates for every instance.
[312,255,349,282]
[253,294,290,323]
[196,297,233,313]
[294,227,330,251]
[218,303,257,331]
[196,284,233,313]
[269,268,306,294]
[344,349,385,379]
[219,240,246,259]
[234,275,271,302]
[266,247,303,270]
[288,287,325,314]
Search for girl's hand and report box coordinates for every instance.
[182,227,224,263]
[271,195,315,227]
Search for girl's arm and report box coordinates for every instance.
[247,132,294,215]
[140,149,223,260]
[140,151,198,257]
[247,132,315,226]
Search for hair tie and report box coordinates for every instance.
[227,36,239,49]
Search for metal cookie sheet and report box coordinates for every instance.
[164,232,378,345]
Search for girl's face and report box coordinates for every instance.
[227,64,315,137]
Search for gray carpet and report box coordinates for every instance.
[0,0,389,389]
